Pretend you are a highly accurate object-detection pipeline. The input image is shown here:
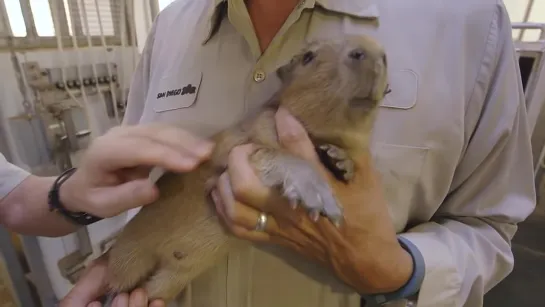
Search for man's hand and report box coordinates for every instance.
[210,108,413,294]
[58,124,211,305]
[60,255,165,307]
[60,124,214,217]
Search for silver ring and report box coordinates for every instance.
[254,212,268,232]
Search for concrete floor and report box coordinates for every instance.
[484,206,545,306]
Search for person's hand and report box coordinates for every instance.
[60,124,214,218]
[210,107,413,294]
[59,254,165,307]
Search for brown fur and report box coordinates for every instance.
[104,35,388,303]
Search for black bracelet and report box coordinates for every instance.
[48,167,103,226]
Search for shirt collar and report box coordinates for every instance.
[202,0,228,44]
[202,0,379,44]
[315,0,380,18]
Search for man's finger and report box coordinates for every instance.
[225,146,273,207]
[213,183,271,242]
[114,124,214,159]
[91,179,159,216]
[275,107,319,163]
[93,137,203,173]
[275,108,334,181]
[128,288,148,307]
[222,147,304,219]
[112,293,129,307]
[60,258,108,307]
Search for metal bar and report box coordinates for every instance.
[8,40,34,118]
[0,0,11,36]
[0,226,39,307]
[61,108,80,151]
[512,22,545,31]
[75,227,94,257]
[520,0,535,40]
[124,0,135,46]
[67,0,85,37]
[19,0,38,40]
[0,36,124,50]
[523,0,535,23]
[50,0,72,38]
[512,22,545,41]
[111,0,122,39]
[0,69,14,163]
[20,235,59,307]
[142,0,152,36]
[150,0,160,19]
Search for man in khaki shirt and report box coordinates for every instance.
[69,0,537,306]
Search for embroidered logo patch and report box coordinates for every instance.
[156,84,197,99]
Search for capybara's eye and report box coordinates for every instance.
[348,48,366,60]
[302,51,315,65]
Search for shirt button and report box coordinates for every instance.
[253,70,266,83]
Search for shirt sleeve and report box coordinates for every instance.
[122,19,158,126]
[399,2,536,307]
[0,153,30,201]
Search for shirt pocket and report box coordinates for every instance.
[371,142,429,233]
[381,69,418,110]
[370,65,430,233]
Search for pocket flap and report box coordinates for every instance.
[381,69,418,110]
[153,72,203,112]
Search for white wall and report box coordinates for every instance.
[504,0,545,40]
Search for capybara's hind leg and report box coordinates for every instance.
[141,237,233,303]
[107,245,157,293]
[144,266,191,303]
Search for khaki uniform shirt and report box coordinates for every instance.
[0,153,30,201]
[122,0,537,306]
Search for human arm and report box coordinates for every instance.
[0,124,213,238]
[0,167,75,236]
[0,14,167,239]
[0,154,77,236]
